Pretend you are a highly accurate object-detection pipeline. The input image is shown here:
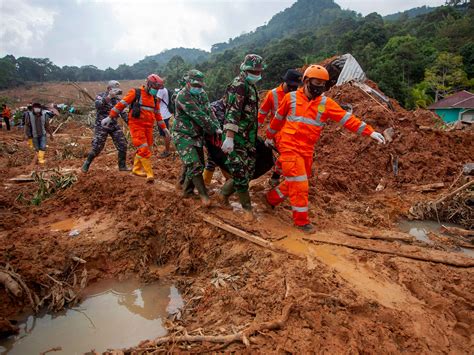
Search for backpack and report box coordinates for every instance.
[130,88,157,118]
[159,88,175,115]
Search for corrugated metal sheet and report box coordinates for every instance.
[336,54,366,85]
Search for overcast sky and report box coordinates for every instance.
[0,0,446,69]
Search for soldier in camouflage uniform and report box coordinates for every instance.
[82,80,129,172]
[219,54,265,218]
[172,69,220,207]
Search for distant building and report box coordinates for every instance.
[428,90,474,123]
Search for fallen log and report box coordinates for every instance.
[0,271,22,297]
[140,303,293,349]
[343,225,413,242]
[407,183,445,192]
[302,237,474,268]
[440,225,474,238]
[203,215,285,254]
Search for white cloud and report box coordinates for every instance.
[0,0,57,54]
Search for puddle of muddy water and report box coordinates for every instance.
[0,279,183,355]
[398,219,473,257]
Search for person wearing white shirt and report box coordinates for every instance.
[157,87,173,157]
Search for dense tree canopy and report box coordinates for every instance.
[0,0,472,108]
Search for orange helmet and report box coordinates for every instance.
[303,65,329,81]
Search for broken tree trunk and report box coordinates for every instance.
[342,225,413,242]
[303,237,474,268]
[203,215,285,254]
[139,303,293,349]
[407,183,445,192]
[0,271,22,297]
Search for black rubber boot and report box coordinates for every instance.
[81,153,95,173]
[118,151,131,171]
[192,175,211,207]
[218,179,234,208]
[182,177,195,197]
[237,190,254,221]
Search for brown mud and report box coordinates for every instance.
[0,82,473,353]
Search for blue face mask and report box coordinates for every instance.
[246,73,261,84]
[149,88,158,96]
[190,87,203,95]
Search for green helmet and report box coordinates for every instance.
[240,54,265,72]
[178,73,189,88]
[186,69,205,86]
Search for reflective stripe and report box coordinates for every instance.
[289,91,297,116]
[315,96,327,125]
[285,175,307,182]
[142,106,155,112]
[357,122,367,134]
[259,109,268,115]
[292,206,308,212]
[268,128,277,135]
[272,89,279,113]
[138,143,148,149]
[275,112,284,120]
[287,115,326,127]
[120,99,128,106]
[275,187,285,199]
[340,112,351,125]
[112,107,120,114]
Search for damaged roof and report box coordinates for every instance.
[428,90,474,109]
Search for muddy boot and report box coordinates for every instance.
[140,157,154,183]
[118,151,131,171]
[297,223,315,234]
[38,150,46,165]
[237,191,254,221]
[217,178,234,209]
[182,177,195,198]
[81,153,95,173]
[202,168,214,185]
[192,175,211,207]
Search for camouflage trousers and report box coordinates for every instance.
[90,123,127,157]
[173,135,205,179]
[225,143,256,193]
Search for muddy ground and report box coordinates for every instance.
[0,83,473,353]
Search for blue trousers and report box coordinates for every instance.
[33,135,47,151]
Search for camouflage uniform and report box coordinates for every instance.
[90,92,128,156]
[223,68,260,193]
[172,70,220,179]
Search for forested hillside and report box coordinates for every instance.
[0,0,472,108]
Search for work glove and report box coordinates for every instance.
[162,128,171,138]
[370,131,386,145]
[101,116,113,128]
[264,138,274,147]
[221,136,234,154]
[216,128,223,135]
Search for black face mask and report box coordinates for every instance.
[308,83,325,98]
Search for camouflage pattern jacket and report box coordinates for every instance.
[95,92,127,126]
[223,72,259,147]
[172,88,220,147]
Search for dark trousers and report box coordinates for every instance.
[3,117,10,130]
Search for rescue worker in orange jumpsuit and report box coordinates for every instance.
[264,65,386,233]
[258,69,302,187]
[1,104,12,131]
[101,74,170,183]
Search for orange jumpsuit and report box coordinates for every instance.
[266,88,375,226]
[109,86,166,159]
[257,84,286,125]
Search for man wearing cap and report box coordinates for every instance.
[172,69,220,206]
[219,54,265,219]
[82,80,129,173]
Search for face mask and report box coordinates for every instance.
[33,108,41,114]
[149,88,158,96]
[308,83,325,98]
[246,73,261,84]
[190,87,203,95]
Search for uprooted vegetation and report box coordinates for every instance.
[0,79,473,353]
